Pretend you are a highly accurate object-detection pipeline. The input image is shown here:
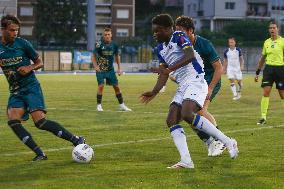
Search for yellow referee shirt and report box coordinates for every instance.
[262,35,284,66]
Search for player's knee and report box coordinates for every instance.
[166,118,178,128]
[181,111,194,123]
[8,119,21,127]
[35,118,47,129]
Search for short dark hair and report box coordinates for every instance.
[228,37,236,42]
[175,16,195,33]
[269,20,278,27]
[1,15,20,29]
[152,14,174,28]
[104,27,112,32]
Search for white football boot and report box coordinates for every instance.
[210,140,226,157]
[119,103,132,111]
[97,104,104,112]
[167,161,194,169]
[227,138,239,159]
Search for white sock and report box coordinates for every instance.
[230,83,237,96]
[170,125,192,163]
[193,115,231,146]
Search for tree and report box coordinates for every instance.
[33,0,87,46]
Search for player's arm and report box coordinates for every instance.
[208,59,223,98]
[240,55,245,70]
[160,47,195,75]
[255,55,266,82]
[17,56,43,76]
[140,64,169,104]
[223,58,228,74]
[115,54,122,76]
[92,53,100,72]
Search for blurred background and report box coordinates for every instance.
[1,0,284,72]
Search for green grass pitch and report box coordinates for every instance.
[0,74,283,189]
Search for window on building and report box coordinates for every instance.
[225,2,235,10]
[117,9,129,19]
[116,28,129,37]
[20,26,33,36]
[20,7,33,16]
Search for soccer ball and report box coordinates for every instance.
[72,144,94,163]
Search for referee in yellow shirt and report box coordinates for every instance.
[255,21,284,125]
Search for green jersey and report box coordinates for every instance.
[0,37,39,93]
[193,35,220,75]
[93,40,120,71]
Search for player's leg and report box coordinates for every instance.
[108,71,131,111]
[167,103,194,168]
[7,107,46,161]
[96,72,105,111]
[7,92,46,161]
[197,100,226,157]
[275,66,284,109]
[258,66,274,125]
[236,70,243,99]
[26,84,85,147]
[31,111,85,147]
[227,70,238,99]
[181,100,238,159]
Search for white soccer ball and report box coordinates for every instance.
[72,144,94,163]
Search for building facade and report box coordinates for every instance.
[184,0,284,31]
[14,0,135,42]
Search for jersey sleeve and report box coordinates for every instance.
[173,32,192,49]
[236,47,242,57]
[223,49,228,59]
[22,39,39,61]
[93,42,100,55]
[205,41,220,63]
[113,43,121,56]
[156,44,166,65]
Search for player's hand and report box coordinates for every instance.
[140,91,157,104]
[254,75,259,82]
[94,65,100,72]
[159,67,171,75]
[150,67,161,74]
[17,66,33,76]
[117,69,122,76]
[206,88,213,100]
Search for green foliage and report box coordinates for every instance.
[199,20,270,46]
[33,0,87,46]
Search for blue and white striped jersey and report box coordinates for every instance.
[156,31,204,85]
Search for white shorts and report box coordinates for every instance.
[227,69,242,80]
[171,79,208,108]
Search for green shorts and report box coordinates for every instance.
[8,83,46,121]
[96,70,118,86]
[204,74,221,101]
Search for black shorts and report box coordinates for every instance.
[261,65,284,90]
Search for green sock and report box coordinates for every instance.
[261,96,269,120]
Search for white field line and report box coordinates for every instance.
[46,107,255,118]
[1,124,283,157]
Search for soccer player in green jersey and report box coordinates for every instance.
[92,28,131,112]
[0,15,85,161]
[255,21,284,125]
[174,16,225,156]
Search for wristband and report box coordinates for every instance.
[256,69,261,75]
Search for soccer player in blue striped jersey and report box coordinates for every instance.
[174,16,225,157]
[0,15,85,161]
[140,14,238,169]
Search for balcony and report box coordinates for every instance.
[96,0,112,6]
